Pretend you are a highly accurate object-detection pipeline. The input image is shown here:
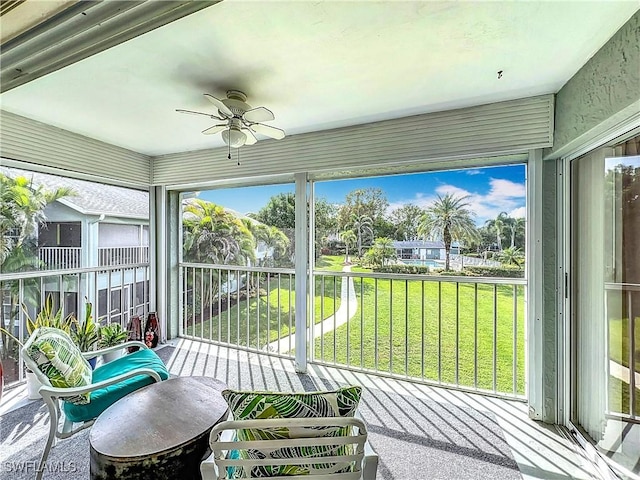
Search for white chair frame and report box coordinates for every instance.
[202,416,378,480]
[21,337,163,480]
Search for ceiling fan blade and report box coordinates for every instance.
[202,124,227,135]
[251,123,285,140]
[243,106,275,123]
[242,128,258,145]
[176,109,216,118]
[204,94,233,117]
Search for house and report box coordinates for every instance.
[393,240,460,260]
[0,166,150,326]
[0,3,638,478]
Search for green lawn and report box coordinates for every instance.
[608,375,640,415]
[185,271,342,348]
[608,317,640,371]
[313,275,525,394]
[185,256,525,395]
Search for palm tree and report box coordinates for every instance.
[183,200,256,265]
[417,194,478,271]
[1,173,75,268]
[365,237,396,267]
[496,246,524,267]
[485,212,509,251]
[347,213,373,257]
[508,217,525,248]
[0,173,74,362]
[339,229,357,263]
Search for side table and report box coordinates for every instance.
[90,376,228,480]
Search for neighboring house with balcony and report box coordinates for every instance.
[1,167,150,325]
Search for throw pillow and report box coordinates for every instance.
[222,385,362,477]
[25,327,92,404]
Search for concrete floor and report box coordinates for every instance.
[1,338,601,479]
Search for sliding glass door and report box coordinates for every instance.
[570,137,640,478]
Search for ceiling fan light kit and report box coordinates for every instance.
[177,90,285,155]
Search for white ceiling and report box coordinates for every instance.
[0,1,638,156]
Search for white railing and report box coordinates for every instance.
[180,263,296,357]
[38,247,82,269]
[0,263,150,386]
[98,246,149,266]
[38,246,149,269]
[180,263,526,398]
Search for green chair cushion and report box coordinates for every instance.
[25,327,92,405]
[222,385,362,477]
[62,348,169,423]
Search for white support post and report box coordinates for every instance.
[527,149,544,420]
[151,186,168,342]
[308,180,316,361]
[294,173,308,373]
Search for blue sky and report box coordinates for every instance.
[197,164,526,225]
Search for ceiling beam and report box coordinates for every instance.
[0,0,220,93]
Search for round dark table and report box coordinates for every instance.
[89,376,228,480]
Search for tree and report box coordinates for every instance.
[1,173,75,270]
[347,212,374,257]
[364,237,396,267]
[485,212,509,251]
[417,194,478,271]
[388,204,423,240]
[183,199,255,265]
[496,246,524,267]
[0,172,74,364]
[314,198,338,258]
[507,217,525,249]
[339,229,357,263]
[252,192,295,230]
[337,188,388,235]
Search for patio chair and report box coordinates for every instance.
[203,416,376,479]
[21,327,170,480]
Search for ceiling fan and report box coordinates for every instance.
[176,90,285,148]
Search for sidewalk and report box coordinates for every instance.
[265,265,357,353]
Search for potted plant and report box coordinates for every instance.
[98,323,129,363]
[70,299,100,368]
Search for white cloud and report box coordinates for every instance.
[465,169,483,176]
[509,206,526,218]
[385,177,526,225]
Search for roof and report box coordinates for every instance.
[0,166,149,219]
[393,241,460,249]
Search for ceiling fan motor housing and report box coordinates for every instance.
[221,90,251,118]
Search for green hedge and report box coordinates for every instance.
[373,264,430,274]
[463,266,524,278]
[372,264,524,278]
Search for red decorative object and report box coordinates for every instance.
[126,315,143,353]
[144,312,160,348]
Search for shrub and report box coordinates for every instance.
[373,264,430,275]
[463,266,524,278]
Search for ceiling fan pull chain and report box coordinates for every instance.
[237,148,241,166]
[227,135,231,161]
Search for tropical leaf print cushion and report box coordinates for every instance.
[222,385,362,477]
[25,327,92,404]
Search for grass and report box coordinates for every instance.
[185,270,342,348]
[608,317,640,371]
[313,274,525,394]
[608,375,640,415]
[185,256,525,394]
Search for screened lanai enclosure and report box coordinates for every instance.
[1,2,639,479]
